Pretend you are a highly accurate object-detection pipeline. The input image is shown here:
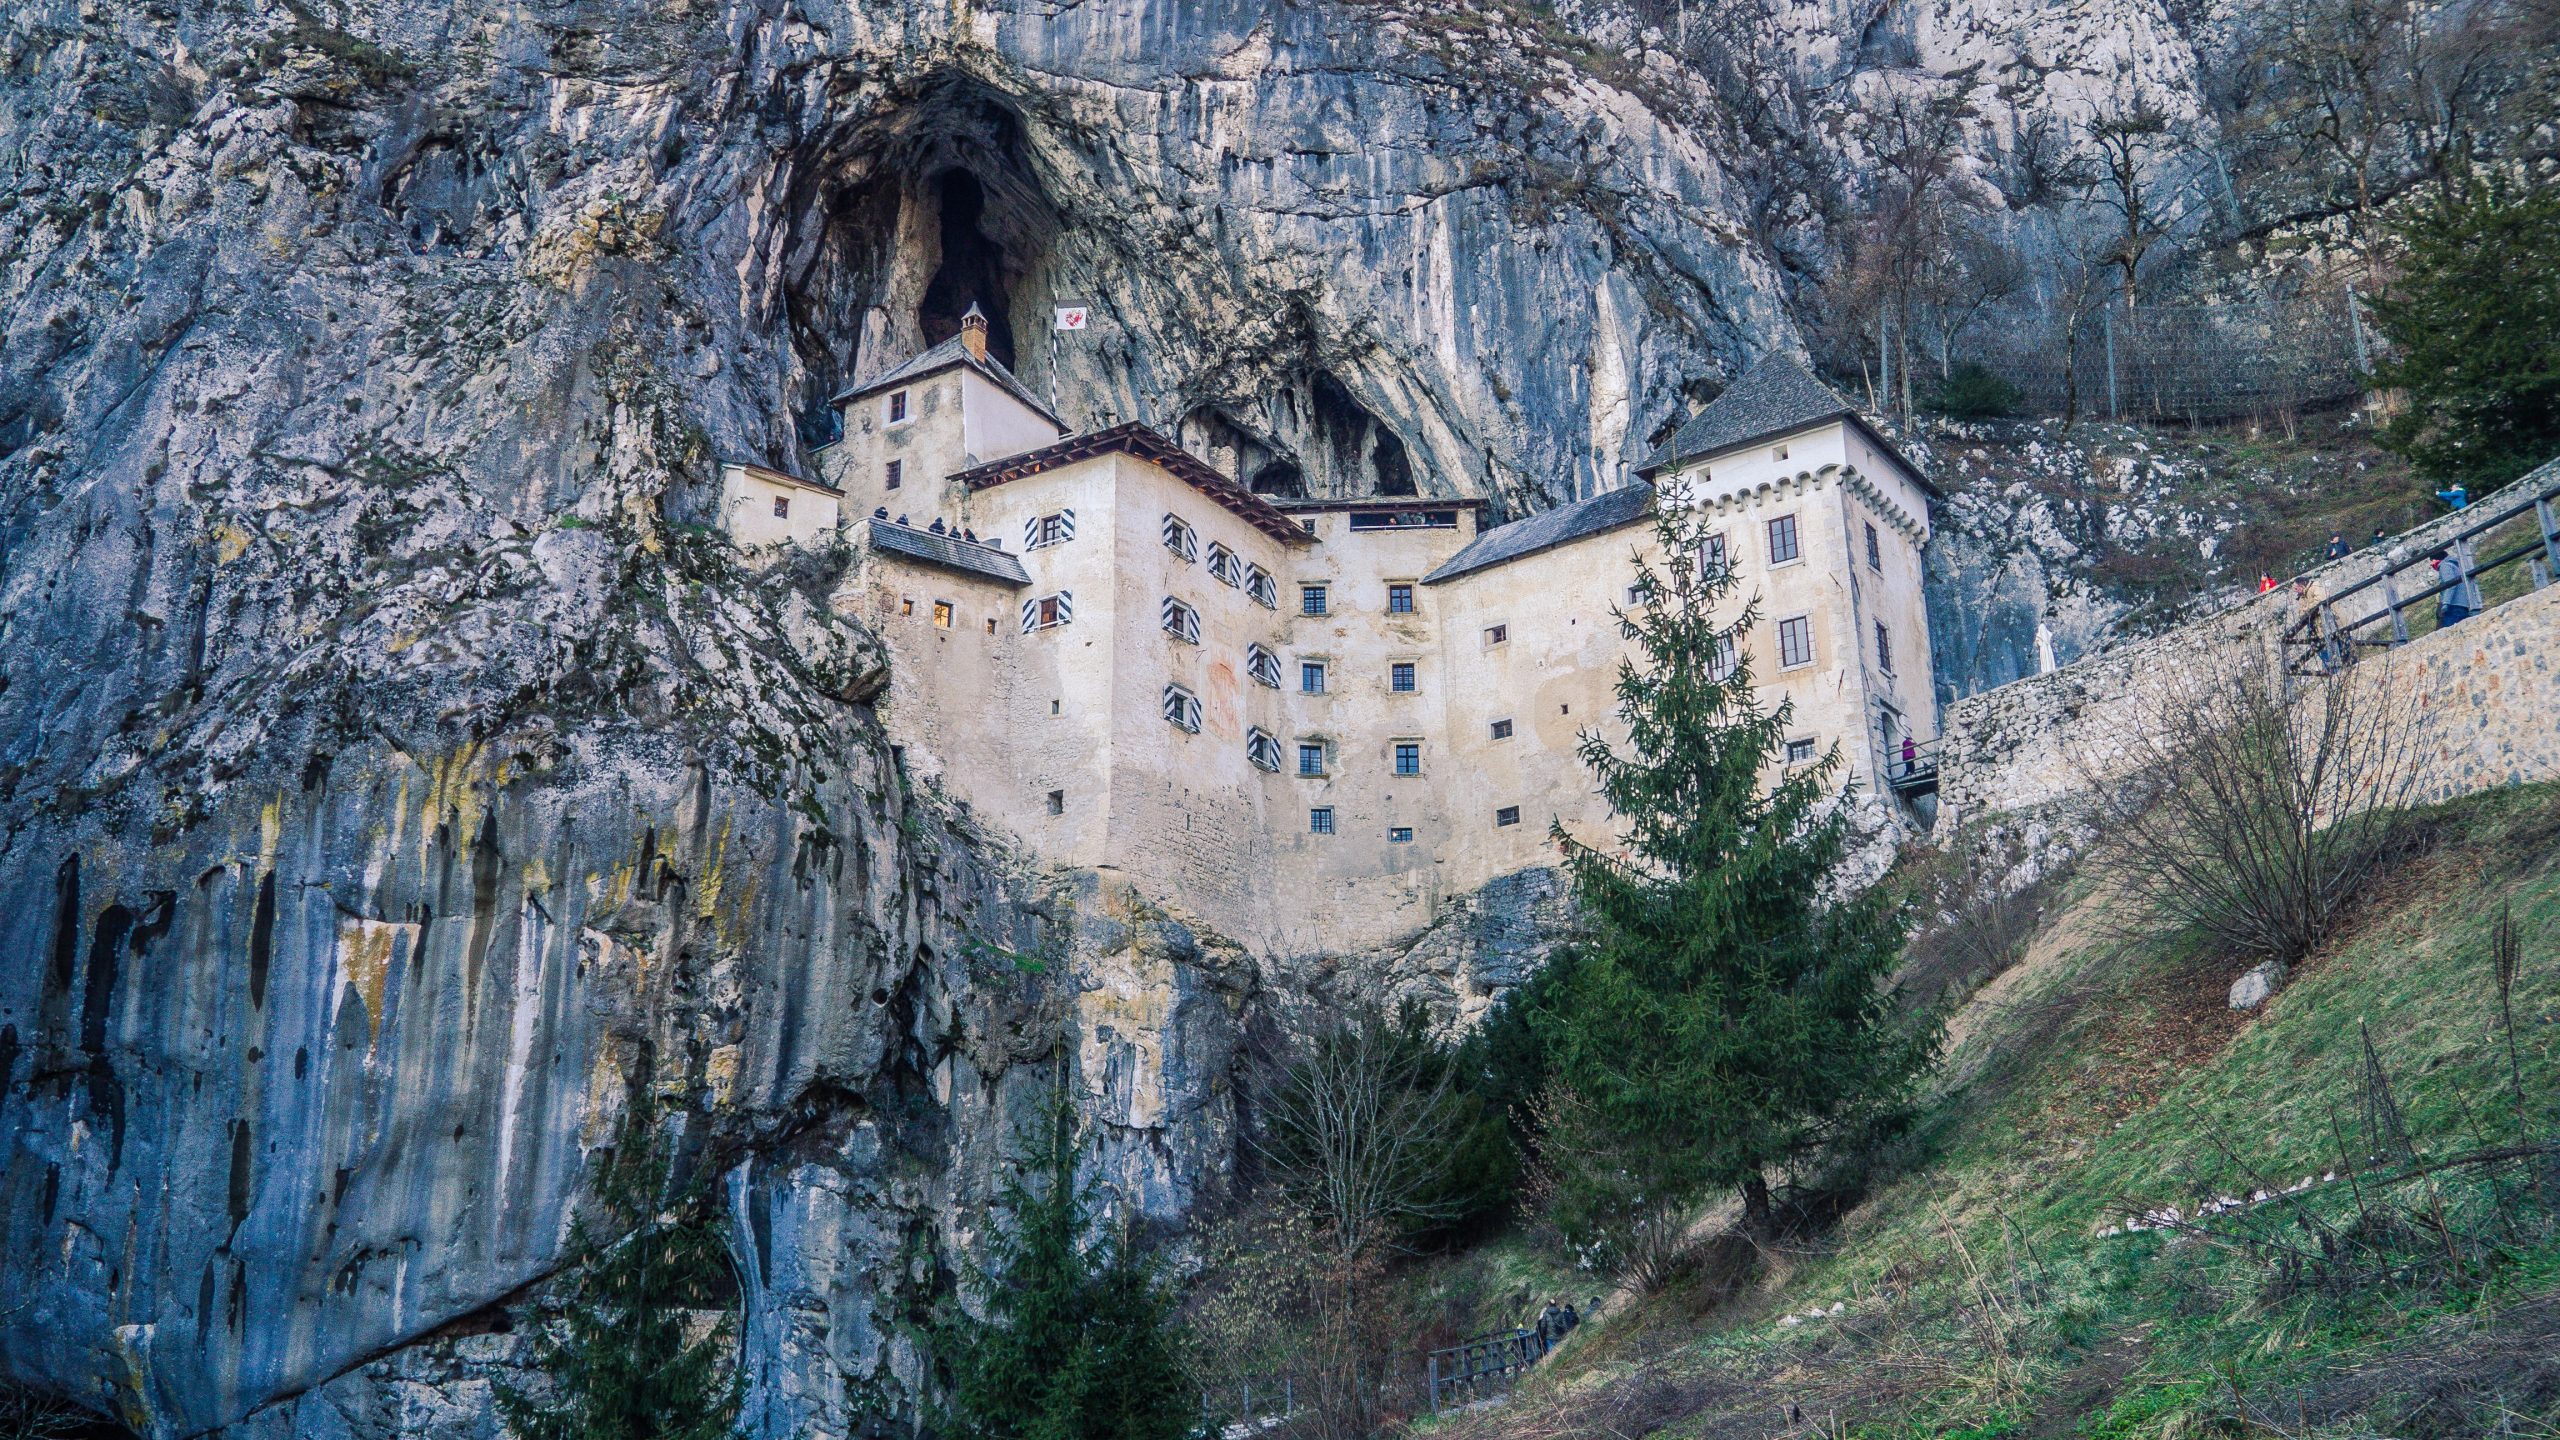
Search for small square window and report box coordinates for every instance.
[987,618,997,635]
[1772,442,1789,462]
[1388,826,1414,844]
[886,459,903,490]
[1495,806,1521,828]
[1394,742,1421,776]
[932,600,953,629]
[1778,615,1814,669]
[887,391,908,423]
[1390,662,1416,693]
[1626,583,1644,606]
[1768,514,1801,566]
[1051,699,1062,714]
[1784,738,1817,763]
[1301,584,1329,616]
[1876,621,1894,673]
[901,597,915,617]
[1309,807,1335,835]
[1046,790,1065,815]
[1387,583,1414,613]
[1489,718,1514,740]
[1865,520,1881,570]
[771,496,790,519]
[1485,623,1508,645]
[1300,661,1327,695]
[1297,742,1327,777]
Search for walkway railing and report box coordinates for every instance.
[1883,738,1942,799]
[1424,1328,1548,1413]
[2282,474,2560,674]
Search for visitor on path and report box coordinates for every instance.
[2437,482,2471,511]
[1901,735,1918,774]
[2432,550,2474,628]
[2258,574,2277,594]
[2371,526,2389,550]
[1535,1300,1564,1346]
[1558,1301,1580,1335]
[2327,531,2350,560]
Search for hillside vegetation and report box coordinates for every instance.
[1416,783,2560,1439]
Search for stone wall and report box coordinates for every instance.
[1940,462,2560,828]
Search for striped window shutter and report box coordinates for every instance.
[1021,597,1039,633]
[1022,516,1040,551]
[1059,508,1075,540]
[1056,590,1073,623]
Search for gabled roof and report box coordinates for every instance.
[723,460,842,496]
[863,519,1032,586]
[1422,482,1655,584]
[831,336,1067,434]
[953,423,1318,548]
[1640,354,1937,496]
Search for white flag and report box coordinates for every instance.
[1054,306,1089,331]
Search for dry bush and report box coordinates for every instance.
[1251,1010,1465,1264]
[1897,824,2059,1009]
[1183,1205,1420,1440]
[2078,653,2427,968]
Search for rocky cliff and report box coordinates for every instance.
[0,0,2318,1435]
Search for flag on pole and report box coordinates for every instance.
[1054,306,1089,332]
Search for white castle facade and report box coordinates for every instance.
[723,309,1941,958]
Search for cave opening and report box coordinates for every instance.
[918,170,1018,369]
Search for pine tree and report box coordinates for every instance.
[2368,178,2560,489]
[936,1101,1197,1440]
[1534,494,1937,1236]
[496,1097,743,1440]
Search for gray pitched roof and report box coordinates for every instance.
[865,519,1032,586]
[1646,354,1856,472]
[831,336,1066,432]
[1422,482,1655,584]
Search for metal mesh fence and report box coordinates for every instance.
[1891,290,2373,425]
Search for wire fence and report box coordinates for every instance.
[1871,289,2375,427]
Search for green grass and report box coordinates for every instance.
[1427,783,2560,1439]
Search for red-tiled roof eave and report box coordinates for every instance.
[1267,496,1492,513]
[954,424,1318,547]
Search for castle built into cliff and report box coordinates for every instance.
[721,307,1942,957]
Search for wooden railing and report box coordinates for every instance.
[1424,1328,1549,1414]
[2283,475,2560,674]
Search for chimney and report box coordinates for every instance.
[959,302,989,363]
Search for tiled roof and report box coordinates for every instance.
[1641,354,1938,495]
[1421,482,1654,584]
[953,423,1317,548]
[864,519,1032,586]
[831,336,1066,432]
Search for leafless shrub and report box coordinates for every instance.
[1250,1009,1464,1264]
[0,1384,101,1440]
[1183,1205,1419,1440]
[1897,824,2057,1009]
[2078,652,2427,968]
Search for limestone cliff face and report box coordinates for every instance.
[0,0,2291,1434]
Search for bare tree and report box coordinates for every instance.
[1251,1009,1461,1263]
[0,1383,97,1440]
[2079,651,2429,969]
[2080,98,2203,311]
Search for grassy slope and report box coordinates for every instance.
[1419,784,2560,1439]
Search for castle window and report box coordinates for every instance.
[1495,806,1521,827]
[1865,520,1881,570]
[772,497,790,519]
[1161,597,1201,644]
[1300,584,1328,616]
[1784,737,1817,764]
[1297,741,1327,777]
[1247,729,1283,772]
[1164,514,1198,561]
[1484,623,1508,645]
[1388,826,1414,844]
[987,618,997,635]
[932,600,954,629]
[1489,718,1513,740]
[1771,442,1789,462]
[1767,513,1800,566]
[1875,621,1894,674]
[887,390,908,423]
[1024,510,1076,551]
[901,598,914,617]
[1163,685,1202,733]
[1390,662,1416,693]
[1022,592,1074,632]
[886,459,902,490]
[1246,643,1282,689]
[1309,807,1336,835]
[1708,634,1738,682]
[1777,614,1813,669]
[1244,565,1277,609]
[1699,533,1728,578]
[1208,542,1242,587]
[1626,583,1643,606]
[1387,583,1414,614]
[1300,661,1327,695]
[1393,741,1422,776]
[1046,790,1065,815]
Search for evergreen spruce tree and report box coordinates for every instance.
[1534,494,1937,1236]
[2368,179,2560,489]
[495,1097,743,1440]
[936,1100,1197,1440]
